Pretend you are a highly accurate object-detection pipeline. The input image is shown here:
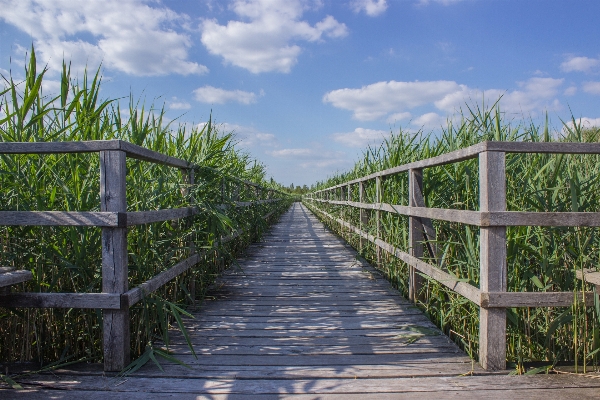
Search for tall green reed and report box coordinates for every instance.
[0,46,292,367]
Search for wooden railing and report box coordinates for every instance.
[304,141,600,370]
[0,140,287,371]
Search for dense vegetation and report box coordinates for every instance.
[0,48,292,369]
[306,105,600,372]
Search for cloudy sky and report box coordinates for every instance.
[1,0,600,186]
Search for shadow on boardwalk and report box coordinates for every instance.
[3,203,600,398]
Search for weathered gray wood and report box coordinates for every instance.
[482,291,596,307]
[118,140,191,168]
[408,168,424,302]
[0,292,121,309]
[100,150,130,372]
[123,252,202,307]
[0,270,32,288]
[13,374,600,395]
[376,176,382,266]
[575,268,600,287]
[126,207,199,225]
[358,181,368,252]
[478,151,507,371]
[0,211,123,226]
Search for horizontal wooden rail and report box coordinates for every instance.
[0,200,282,227]
[313,199,600,227]
[306,141,600,371]
[314,141,600,192]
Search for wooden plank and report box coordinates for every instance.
[118,140,191,169]
[124,252,202,307]
[14,374,600,395]
[0,139,121,154]
[0,292,121,309]
[575,268,600,286]
[126,207,199,225]
[0,211,122,226]
[408,168,424,302]
[482,291,596,307]
[0,270,32,287]
[100,149,130,372]
[478,151,507,371]
[485,211,600,227]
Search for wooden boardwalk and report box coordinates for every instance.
[5,203,600,398]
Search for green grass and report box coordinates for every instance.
[0,46,293,367]
[306,104,600,373]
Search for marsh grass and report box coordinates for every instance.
[307,104,600,372]
[0,47,292,368]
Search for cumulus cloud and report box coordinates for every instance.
[323,80,464,120]
[220,123,278,148]
[564,86,577,96]
[583,82,600,95]
[386,112,412,123]
[324,77,564,121]
[0,0,207,76]
[411,112,450,130]
[561,56,600,73]
[169,98,192,110]
[332,128,388,147]
[200,0,348,73]
[351,0,388,16]
[193,86,260,104]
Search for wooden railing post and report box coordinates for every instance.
[100,150,129,371]
[479,151,507,370]
[359,181,368,253]
[409,168,424,303]
[184,168,196,306]
[376,176,383,267]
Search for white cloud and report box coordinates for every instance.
[351,0,388,16]
[564,86,577,96]
[332,128,388,147]
[411,112,446,129]
[200,0,348,73]
[169,98,192,110]
[560,56,600,73]
[193,86,260,104]
[583,81,600,95]
[219,123,278,148]
[323,80,464,120]
[562,117,600,136]
[324,77,564,122]
[268,147,347,168]
[0,0,207,76]
[386,112,412,123]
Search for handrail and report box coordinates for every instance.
[304,140,600,371]
[0,140,288,371]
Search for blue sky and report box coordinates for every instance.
[1,0,600,186]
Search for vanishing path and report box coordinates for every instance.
[8,203,600,398]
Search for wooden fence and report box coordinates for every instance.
[305,141,600,371]
[0,140,286,371]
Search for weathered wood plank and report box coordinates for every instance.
[0,292,121,309]
[0,270,32,288]
[100,150,130,372]
[0,211,122,226]
[479,151,507,371]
